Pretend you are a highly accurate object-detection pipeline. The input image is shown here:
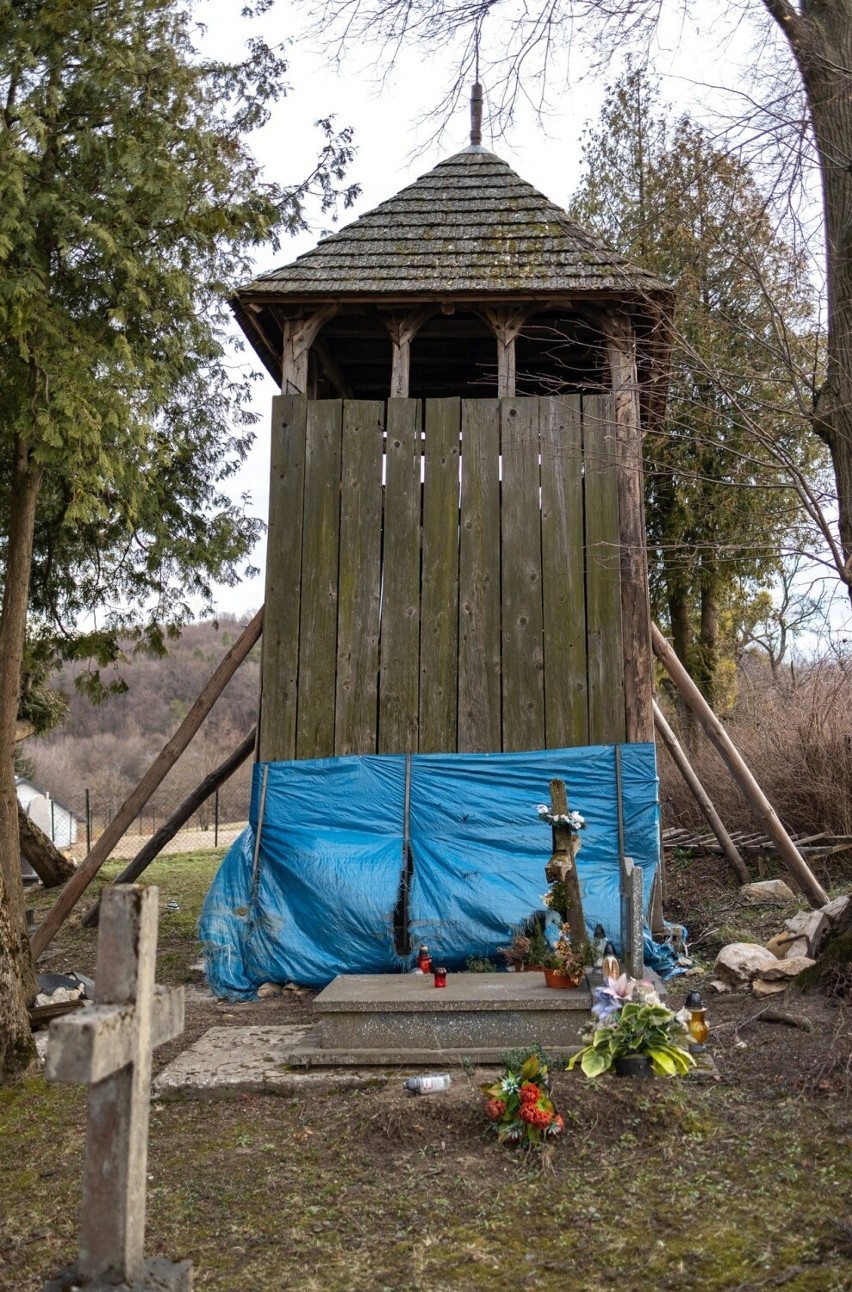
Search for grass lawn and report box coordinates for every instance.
[2,851,850,1291]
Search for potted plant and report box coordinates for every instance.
[481,1050,565,1150]
[498,926,550,971]
[568,974,695,1078]
[499,933,531,972]
[542,929,586,989]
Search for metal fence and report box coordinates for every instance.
[26,776,252,864]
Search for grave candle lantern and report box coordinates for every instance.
[684,990,709,1052]
[433,967,448,988]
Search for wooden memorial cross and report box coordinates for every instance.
[544,778,591,965]
[45,885,191,1291]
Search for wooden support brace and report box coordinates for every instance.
[281,306,337,394]
[18,804,76,887]
[382,308,435,398]
[651,622,829,908]
[82,728,256,927]
[30,610,264,959]
[479,306,531,397]
[653,700,750,885]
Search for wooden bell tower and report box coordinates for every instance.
[233,91,674,764]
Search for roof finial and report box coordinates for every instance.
[470,82,483,146]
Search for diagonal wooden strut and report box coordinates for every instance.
[651,623,828,908]
[30,609,264,959]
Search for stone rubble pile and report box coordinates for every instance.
[711,886,849,997]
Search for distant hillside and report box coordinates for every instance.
[26,617,260,826]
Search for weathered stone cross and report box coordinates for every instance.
[44,885,191,1291]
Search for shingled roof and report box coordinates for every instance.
[236,146,671,301]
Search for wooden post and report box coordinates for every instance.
[480,307,530,397]
[651,623,829,908]
[383,309,433,397]
[653,700,750,885]
[545,779,591,964]
[82,729,256,928]
[606,316,654,743]
[31,610,264,959]
[44,886,188,1290]
[281,307,336,394]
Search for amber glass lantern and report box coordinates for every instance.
[684,990,709,1052]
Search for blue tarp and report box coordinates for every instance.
[199,744,661,1000]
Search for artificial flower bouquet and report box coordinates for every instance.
[569,973,695,1078]
[482,1052,565,1147]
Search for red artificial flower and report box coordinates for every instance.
[486,1098,507,1121]
[519,1103,553,1129]
[519,1082,541,1104]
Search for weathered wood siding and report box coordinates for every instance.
[259,395,635,760]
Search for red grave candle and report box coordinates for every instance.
[433,967,448,988]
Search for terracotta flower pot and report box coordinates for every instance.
[614,1054,654,1079]
[543,967,583,989]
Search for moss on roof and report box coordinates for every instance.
[236,147,670,300]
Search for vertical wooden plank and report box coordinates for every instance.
[583,393,626,744]
[540,395,588,747]
[296,400,342,760]
[379,399,422,753]
[259,395,306,762]
[458,398,501,752]
[419,398,460,753]
[500,398,545,751]
[335,400,385,755]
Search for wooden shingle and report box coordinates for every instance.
[236,148,670,301]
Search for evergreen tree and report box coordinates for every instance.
[569,68,826,706]
[0,0,355,1078]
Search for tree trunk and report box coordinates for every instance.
[18,804,76,887]
[697,560,720,709]
[765,0,852,603]
[668,586,691,670]
[0,440,43,1074]
[0,861,38,1079]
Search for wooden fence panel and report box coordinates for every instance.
[583,394,626,744]
[419,398,461,752]
[540,396,588,747]
[379,399,422,753]
[458,398,502,752]
[296,400,342,760]
[500,399,545,752]
[259,396,306,762]
[261,395,634,762]
[335,401,385,755]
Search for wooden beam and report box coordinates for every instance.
[281,307,337,394]
[18,805,76,887]
[479,307,530,398]
[606,316,654,743]
[653,700,750,885]
[651,623,829,907]
[30,609,264,958]
[383,309,434,398]
[81,729,256,928]
[312,336,352,398]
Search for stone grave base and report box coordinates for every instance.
[43,1256,192,1292]
[285,971,593,1066]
